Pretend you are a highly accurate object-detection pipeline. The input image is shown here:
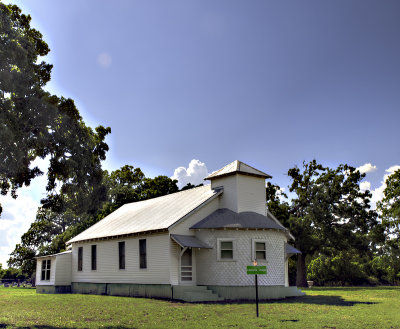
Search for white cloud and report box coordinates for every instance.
[0,194,39,267]
[171,159,209,189]
[370,165,400,208]
[360,181,371,191]
[0,157,48,267]
[356,163,377,174]
[97,52,112,68]
[386,165,400,175]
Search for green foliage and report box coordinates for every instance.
[286,160,380,286]
[307,252,373,286]
[378,169,400,235]
[266,160,385,287]
[180,182,204,191]
[1,267,26,281]
[8,164,179,277]
[370,239,400,285]
[0,3,111,217]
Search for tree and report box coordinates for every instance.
[378,169,400,234]
[286,160,380,287]
[0,3,111,216]
[180,182,204,191]
[8,165,179,277]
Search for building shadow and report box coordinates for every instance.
[1,325,134,329]
[272,294,377,307]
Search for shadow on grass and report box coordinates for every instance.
[272,294,377,307]
[206,294,377,307]
[0,325,134,329]
[303,286,399,292]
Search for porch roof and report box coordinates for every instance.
[171,234,212,249]
[285,243,301,255]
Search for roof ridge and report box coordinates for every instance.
[204,160,271,180]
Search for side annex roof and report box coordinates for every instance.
[67,185,222,244]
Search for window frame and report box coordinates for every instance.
[78,247,83,271]
[139,239,147,269]
[91,244,97,271]
[252,239,267,263]
[41,259,51,281]
[119,241,125,270]
[217,238,236,261]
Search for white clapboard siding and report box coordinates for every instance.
[236,175,266,215]
[35,256,56,286]
[169,239,180,285]
[54,252,72,285]
[211,175,239,212]
[195,230,287,286]
[170,197,219,235]
[71,233,170,284]
[210,174,266,215]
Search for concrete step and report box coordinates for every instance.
[183,291,225,302]
[173,285,225,302]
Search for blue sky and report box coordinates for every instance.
[1,0,400,266]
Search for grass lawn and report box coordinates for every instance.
[0,286,399,328]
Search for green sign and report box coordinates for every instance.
[247,265,267,275]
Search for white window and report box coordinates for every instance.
[252,239,267,262]
[217,238,236,261]
[41,259,51,281]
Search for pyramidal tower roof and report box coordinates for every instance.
[204,160,272,180]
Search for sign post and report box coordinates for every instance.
[247,261,267,317]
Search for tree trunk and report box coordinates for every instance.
[296,253,308,287]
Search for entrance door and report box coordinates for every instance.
[180,248,193,284]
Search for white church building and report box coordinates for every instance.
[35,160,303,302]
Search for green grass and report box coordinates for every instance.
[0,286,399,328]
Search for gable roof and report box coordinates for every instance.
[191,208,287,230]
[68,185,222,244]
[204,160,272,180]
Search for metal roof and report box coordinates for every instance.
[68,185,222,244]
[190,208,287,230]
[170,234,212,249]
[285,243,301,254]
[205,160,272,180]
[35,250,72,259]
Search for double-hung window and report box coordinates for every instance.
[78,247,83,271]
[119,241,125,270]
[217,238,236,261]
[139,239,147,269]
[252,239,267,262]
[91,245,97,271]
[41,259,51,281]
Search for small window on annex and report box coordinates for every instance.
[218,240,234,260]
[119,241,125,270]
[41,259,51,281]
[91,245,97,271]
[139,239,147,269]
[78,247,83,271]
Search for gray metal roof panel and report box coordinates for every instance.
[170,234,211,249]
[285,243,301,254]
[68,185,219,244]
[205,160,272,180]
[190,208,287,230]
[35,250,72,259]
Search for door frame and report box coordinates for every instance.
[179,247,196,285]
